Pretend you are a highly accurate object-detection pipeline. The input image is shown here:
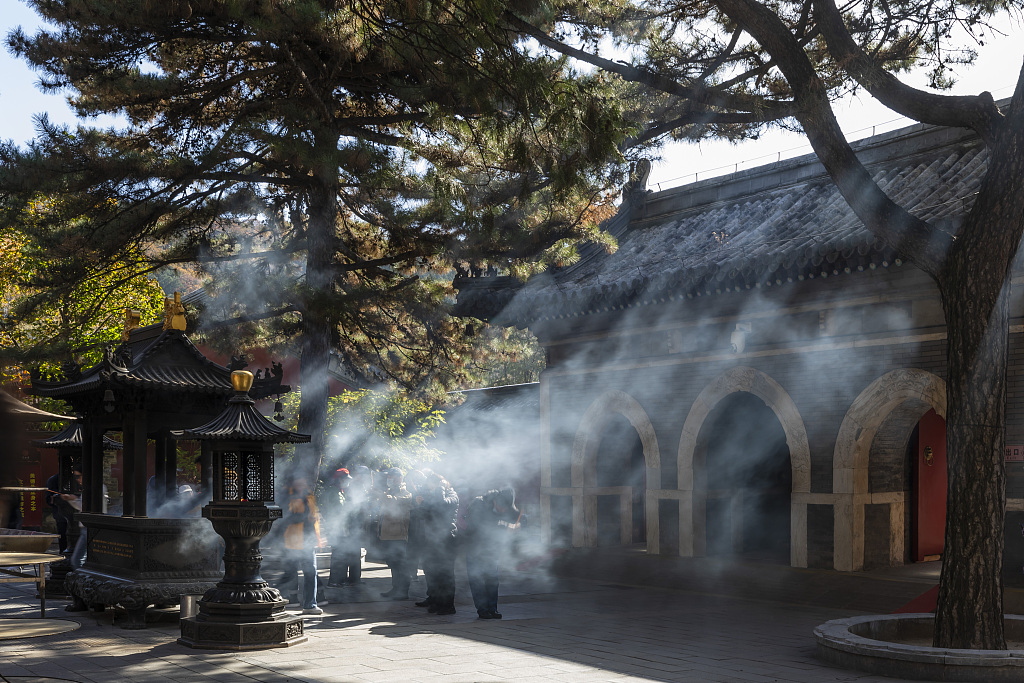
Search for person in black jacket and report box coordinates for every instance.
[416,473,459,615]
[404,469,430,585]
[463,486,520,620]
[327,468,368,586]
[45,472,68,553]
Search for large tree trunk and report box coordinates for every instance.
[936,267,1009,649]
[295,175,337,484]
[934,92,1024,647]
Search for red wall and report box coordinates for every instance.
[17,433,58,529]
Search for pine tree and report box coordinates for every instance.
[1,0,635,479]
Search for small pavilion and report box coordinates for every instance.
[28,301,289,627]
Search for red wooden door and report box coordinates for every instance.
[913,409,947,562]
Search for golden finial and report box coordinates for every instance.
[230,370,254,393]
[163,291,187,331]
[121,308,142,341]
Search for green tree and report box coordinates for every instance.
[0,200,165,384]
[2,0,634,482]
[509,0,1024,649]
[276,387,445,473]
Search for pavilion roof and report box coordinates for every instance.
[29,326,287,400]
[171,394,310,444]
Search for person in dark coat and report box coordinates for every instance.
[377,468,413,599]
[327,468,367,586]
[404,469,429,586]
[416,473,459,615]
[464,486,520,620]
[45,473,69,553]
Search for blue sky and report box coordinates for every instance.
[2,3,1022,190]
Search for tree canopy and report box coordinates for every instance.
[2,0,637,476]
[0,198,164,386]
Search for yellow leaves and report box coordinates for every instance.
[579,193,618,228]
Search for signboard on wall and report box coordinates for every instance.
[1005,445,1024,462]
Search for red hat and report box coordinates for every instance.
[334,468,352,481]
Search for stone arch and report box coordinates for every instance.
[570,390,661,552]
[676,366,811,566]
[833,368,946,571]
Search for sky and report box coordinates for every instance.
[1,3,1022,191]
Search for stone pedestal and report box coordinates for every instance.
[178,503,305,650]
[179,598,305,650]
[65,514,222,628]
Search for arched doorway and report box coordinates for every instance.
[833,368,946,571]
[677,366,810,565]
[696,392,792,562]
[569,389,661,552]
[594,413,646,546]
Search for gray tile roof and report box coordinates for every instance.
[32,423,123,450]
[450,383,540,413]
[172,393,310,444]
[30,328,287,400]
[455,120,988,325]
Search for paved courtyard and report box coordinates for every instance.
[0,555,951,683]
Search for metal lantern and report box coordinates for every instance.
[172,370,310,650]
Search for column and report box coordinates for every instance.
[133,411,148,518]
[88,426,103,513]
[201,441,213,502]
[81,422,95,513]
[122,419,135,517]
[154,435,166,507]
[164,435,178,499]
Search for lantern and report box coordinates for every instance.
[173,370,310,650]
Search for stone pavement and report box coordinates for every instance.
[0,553,979,683]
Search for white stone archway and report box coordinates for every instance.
[568,390,662,553]
[676,366,811,566]
[833,368,946,571]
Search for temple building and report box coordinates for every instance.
[455,116,1024,579]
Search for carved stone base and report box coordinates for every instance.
[65,569,218,630]
[45,557,73,598]
[178,602,306,650]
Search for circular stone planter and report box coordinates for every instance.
[816,614,1024,681]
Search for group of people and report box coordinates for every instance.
[275,466,522,620]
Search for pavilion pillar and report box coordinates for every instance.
[164,435,178,499]
[200,442,213,501]
[81,421,95,513]
[132,410,148,518]
[154,437,166,507]
[88,425,103,513]
[123,419,136,517]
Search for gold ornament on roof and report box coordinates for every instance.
[230,370,254,393]
[163,291,187,331]
[121,308,142,341]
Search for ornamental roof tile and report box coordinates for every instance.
[30,328,286,400]
[172,394,310,444]
[32,423,124,450]
[454,120,989,325]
